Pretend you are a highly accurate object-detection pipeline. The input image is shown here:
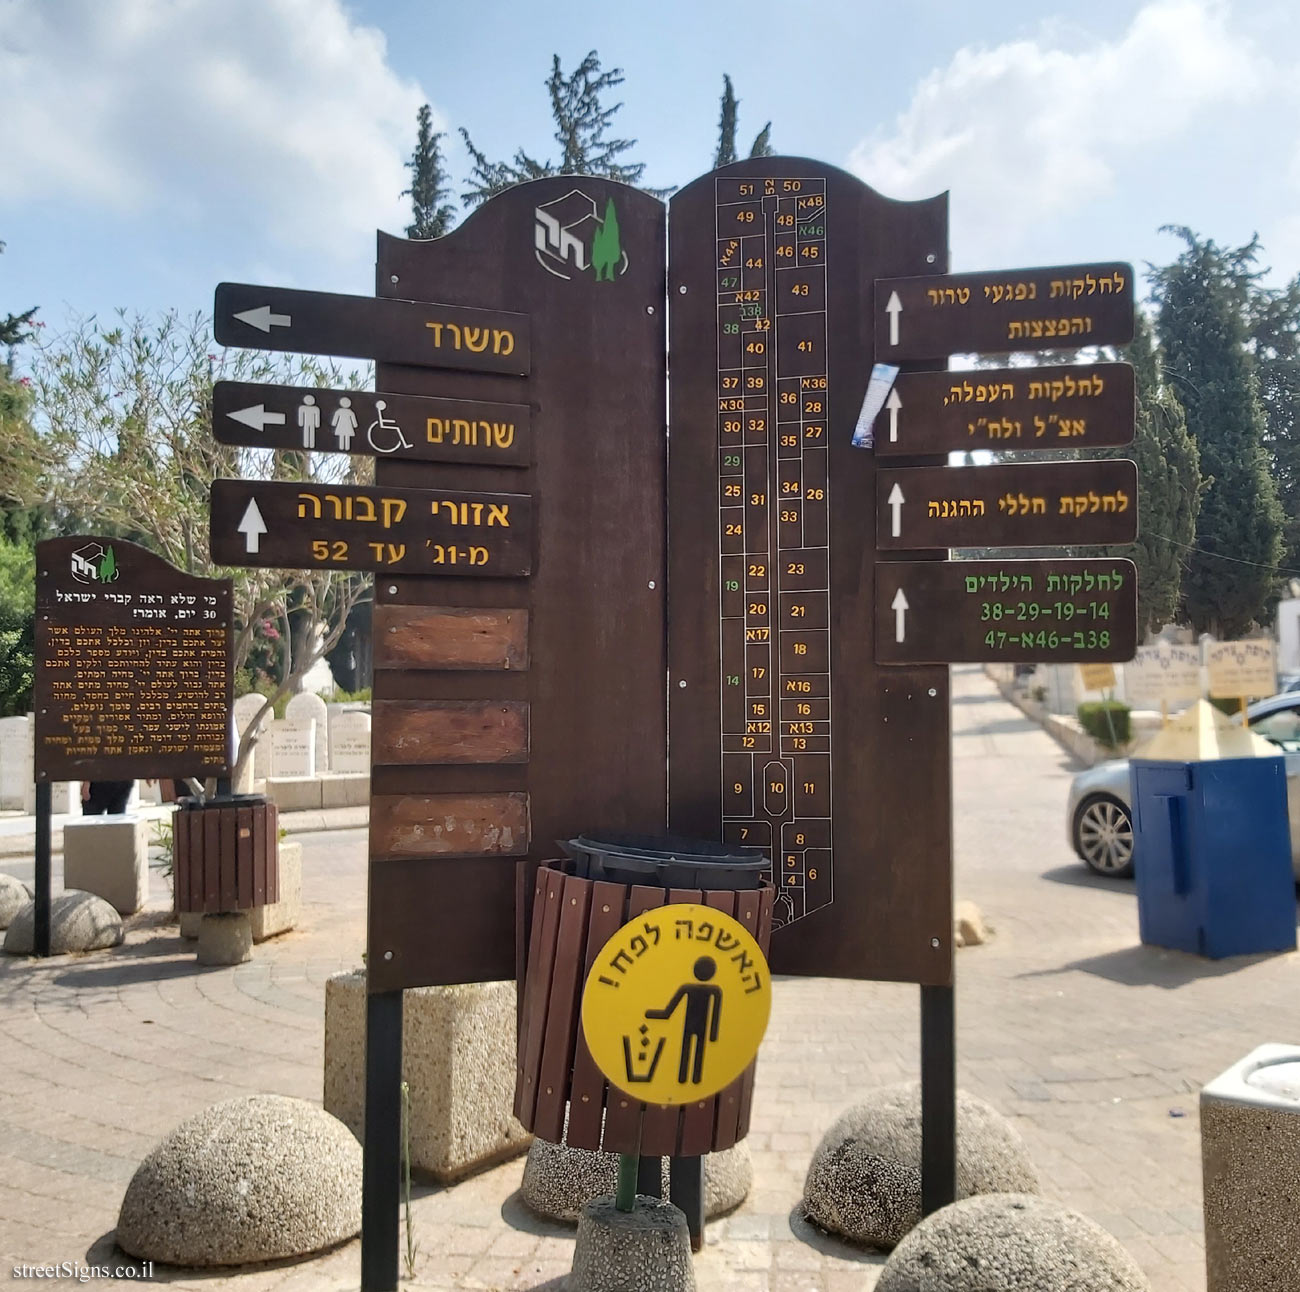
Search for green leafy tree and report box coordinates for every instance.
[0,239,38,356]
[1096,312,1201,636]
[460,50,663,205]
[1152,228,1283,636]
[22,311,372,782]
[1250,274,1300,570]
[0,530,34,715]
[403,104,456,239]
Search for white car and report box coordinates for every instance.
[1067,693,1300,879]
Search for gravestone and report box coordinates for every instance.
[233,694,271,783]
[270,719,315,779]
[0,716,32,810]
[329,711,371,774]
[285,693,329,773]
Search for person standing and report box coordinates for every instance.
[81,780,134,815]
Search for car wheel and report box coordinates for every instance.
[1073,794,1135,878]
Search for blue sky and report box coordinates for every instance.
[2,0,1296,351]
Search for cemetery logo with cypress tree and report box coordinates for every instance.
[534,191,627,282]
[70,541,120,585]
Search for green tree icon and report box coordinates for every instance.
[98,546,117,583]
[591,198,622,282]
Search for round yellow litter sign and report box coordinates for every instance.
[580,902,771,1106]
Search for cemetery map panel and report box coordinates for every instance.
[35,538,232,781]
[715,175,833,929]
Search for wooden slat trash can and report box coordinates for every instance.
[515,834,774,1156]
[173,794,279,914]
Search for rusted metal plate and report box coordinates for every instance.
[876,459,1138,550]
[371,700,528,765]
[871,362,1134,457]
[366,176,668,993]
[370,792,529,859]
[877,558,1138,664]
[213,282,530,375]
[33,537,232,782]
[372,606,529,671]
[875,262,1135,360]
[210,479,532,577]
[213,381,530,466]
[667,159,953,987]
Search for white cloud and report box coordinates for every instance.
[849,1,1266,264]
[0,0,433,260]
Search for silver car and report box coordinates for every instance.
[1067,693,1300,878]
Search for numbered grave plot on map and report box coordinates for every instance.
[876,559,1138,665]
[210,479,532,575]
[872,362,1134,457]
[212,381,530,466]
[714,174,835,928]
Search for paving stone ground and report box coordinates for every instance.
[1,665,1296,1290]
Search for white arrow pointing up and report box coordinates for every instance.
[233,305,292,333]
[885,290,902,347]
[891,588,910,642]
[228,404,286,432]
[238,499,268,554]
[886,387,902,443]
[887,482,905,538]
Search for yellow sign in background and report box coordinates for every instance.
[580,903,772,1106]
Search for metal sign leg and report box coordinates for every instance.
[34,783,51,958]
[361,989,403,1292]
[669,1154,705,1251]
[920,982,956,1216]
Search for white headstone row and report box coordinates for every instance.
[233,694,371,779]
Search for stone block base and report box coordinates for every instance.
[321,774,368,808]
[249,841,300,941]
[63,816,149,915]
[197,913,252,965]
[1202,1043,1300,1291]
[265,777,322,812]
[179,843,299,943]
[324,971,530,1182]
[571,1196,696,1292]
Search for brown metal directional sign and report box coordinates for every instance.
[213,381,530,466]
[35,537,232,780]
[877,459,1138,550]
[875,261,1134,361]
[876,559,1137,664]
[872,362,1134,457]
[213,282,530,376]
[209,479,531,576]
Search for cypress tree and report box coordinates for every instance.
[402,105,456,239]
[1251,275,1300,571]
[748,123,773,158]
[1152,228,1283,636]
[715,75,738,168]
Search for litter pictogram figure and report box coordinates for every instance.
[580,902,770,1105]
[645,955,722,1084]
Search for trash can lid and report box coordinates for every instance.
[1245,1058,1300,1101]
[565,832,767,864]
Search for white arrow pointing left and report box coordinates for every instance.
[233,305,292,333]
[891,588,910,643]
[885,291,902,347]
[238,499,268,554]
[886,387,902,443]
[228,404,286,432]
[887,482,905,538]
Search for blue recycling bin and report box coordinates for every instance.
[1130,757,1297,959]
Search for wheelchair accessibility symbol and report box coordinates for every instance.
[581,903,771,1105]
